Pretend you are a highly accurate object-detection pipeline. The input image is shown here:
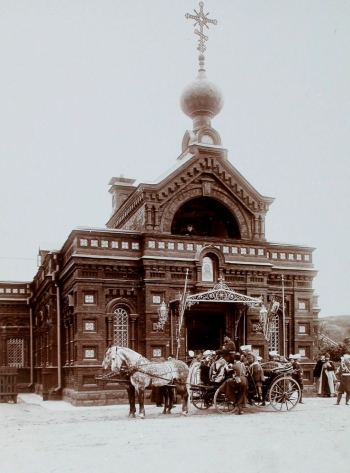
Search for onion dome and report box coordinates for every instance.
[180,54,224,131]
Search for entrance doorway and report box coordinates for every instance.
[186,312,225,351]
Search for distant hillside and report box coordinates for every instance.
[318,315,350,344]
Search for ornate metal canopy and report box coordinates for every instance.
[185,277,263,309]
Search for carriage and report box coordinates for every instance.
[189,358,301,414]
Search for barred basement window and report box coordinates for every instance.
[113,308,128,347]
[7,338,24,367]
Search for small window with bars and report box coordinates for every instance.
[7,338,24,367]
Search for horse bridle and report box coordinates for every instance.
[111,346,142,376]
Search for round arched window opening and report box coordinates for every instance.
[202,256,214,282]
[171,197,241,239]
[113,308,129,347]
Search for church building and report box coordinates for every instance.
[0,5,320,405]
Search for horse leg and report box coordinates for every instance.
[166,386,174,414]
[177,386,188,416]
[162,387,168,415]
[126,382,136,418]
[138,389,146,418]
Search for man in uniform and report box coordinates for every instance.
[290,353,304,403]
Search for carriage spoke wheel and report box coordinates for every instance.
[213,387,236,414]
[191,388,212,410]
[269,376,300,411]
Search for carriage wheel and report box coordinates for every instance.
[268,376,300,411]
[191,388,212,410]
[213,387,236,414]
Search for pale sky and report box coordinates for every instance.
[1,1,349,317]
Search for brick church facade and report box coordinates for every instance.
[0,18,320,405]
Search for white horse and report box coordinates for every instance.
[107,346,190,418]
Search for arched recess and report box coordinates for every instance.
[105,298,139,349]
[160,186,251,239]
[195,245,225,283]
[170,196,240,238]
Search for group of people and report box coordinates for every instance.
[195,334,304,414]
[313,353,350,404]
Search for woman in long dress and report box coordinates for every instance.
[318,353,337,397]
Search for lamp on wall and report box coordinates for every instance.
[259,305,268,324]
[155,300,169,331]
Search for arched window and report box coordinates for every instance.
[113,308,128,347]
[269,314,279,352]
[202,256,214,282]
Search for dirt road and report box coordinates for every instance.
[0,394,349,473]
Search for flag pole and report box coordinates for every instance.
[176,268,189,360]
[282,274,286,357]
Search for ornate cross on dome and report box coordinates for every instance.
[185,2,217,53]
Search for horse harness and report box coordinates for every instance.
[113,346,180,386]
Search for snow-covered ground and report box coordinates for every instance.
[0,394,349,473]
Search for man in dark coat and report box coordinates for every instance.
[218,363,247,415]
[216,333,236,363]
[313,355,325,395]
